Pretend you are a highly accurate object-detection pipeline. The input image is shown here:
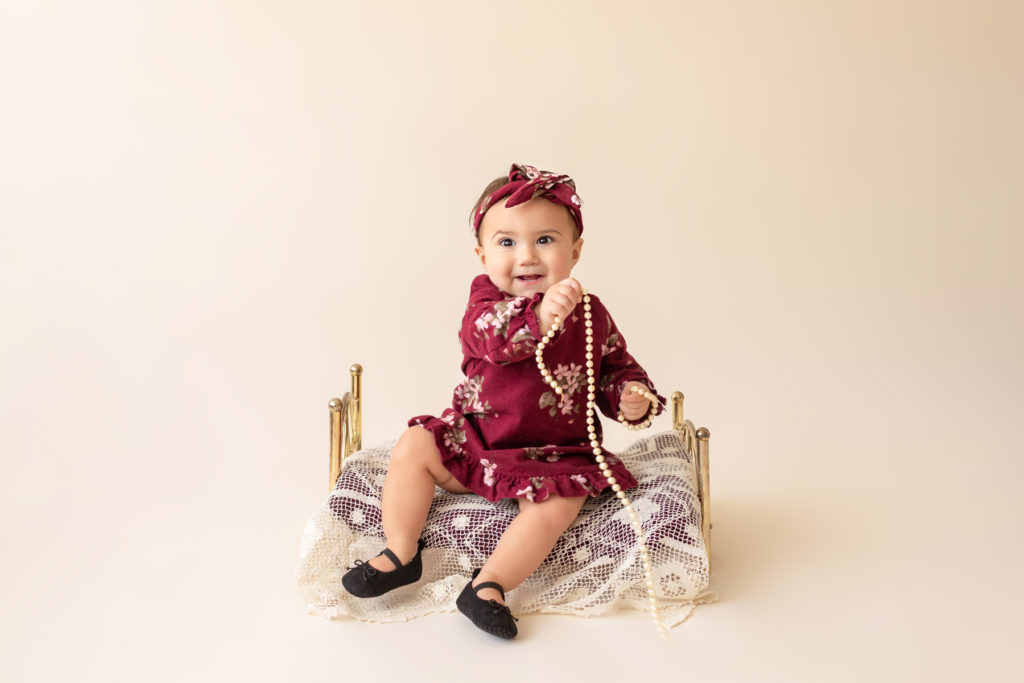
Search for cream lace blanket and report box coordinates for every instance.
[296,430,715,627]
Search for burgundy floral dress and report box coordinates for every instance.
[410,274,666,503]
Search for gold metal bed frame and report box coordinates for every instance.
[328,364,713,570]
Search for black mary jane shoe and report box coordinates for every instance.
[341,539,426,598]
[456,568,519,639]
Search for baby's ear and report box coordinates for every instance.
[474,244,486,268]
[571,238,584,265]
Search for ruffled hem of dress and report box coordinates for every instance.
[409,414,638,503]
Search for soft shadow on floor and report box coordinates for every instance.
[704,494,827,605]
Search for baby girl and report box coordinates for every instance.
[342,163,665,638]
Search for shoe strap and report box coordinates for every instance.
[379,547,402,568]
[378,539,425,570]
[472,581,506,600]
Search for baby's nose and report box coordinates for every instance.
[517,245,539,264]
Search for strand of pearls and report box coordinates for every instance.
[617,385,660,430]
[535,290,668,639]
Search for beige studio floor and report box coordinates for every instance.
[1,2,1021,681]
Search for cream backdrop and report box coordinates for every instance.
[1,1,1021,681]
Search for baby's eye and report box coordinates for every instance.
[537,235,554,245]
[498,238,514,247]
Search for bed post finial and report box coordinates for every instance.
[349,365,363,454]
[671,391,684,430]
[329,398,343,490]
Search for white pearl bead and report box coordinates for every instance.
[598,462,609,471]
[616,491,626,499]
[606,476,616,485]
[594,454,604,463]
[611,484,621,492]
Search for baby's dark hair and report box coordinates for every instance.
[471,173,581,244]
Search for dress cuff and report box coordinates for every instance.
[522,292,545,342]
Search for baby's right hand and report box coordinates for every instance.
[537,278,582,336]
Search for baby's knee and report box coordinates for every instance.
[521,494,586,531]
[391,426,441,467]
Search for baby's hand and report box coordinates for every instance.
[619,382,654,421]
[537,278,582,336]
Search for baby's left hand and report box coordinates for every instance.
[619,381,655,421]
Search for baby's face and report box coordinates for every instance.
[475,197,583,298]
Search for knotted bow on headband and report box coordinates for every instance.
[472,163,583,236]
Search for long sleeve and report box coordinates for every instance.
[594,306,666,423]
[460,275,547,366]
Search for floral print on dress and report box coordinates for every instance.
[601,330,620,357]
[515,484,535,502]
[570,473,595,494]
[441,413,468,456]
[474,297,529,340]
[504,326,538,360]
[515,477,548,503]
[454,375,492,417]
[523,446,562,462]
[538,362,586,418]
[480,459,497,487]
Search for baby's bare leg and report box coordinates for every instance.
[370,426,471,571]
[473,494,587,604]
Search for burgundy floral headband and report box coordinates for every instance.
[472,163,583,236]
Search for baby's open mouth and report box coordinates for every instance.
[516,275,542,283]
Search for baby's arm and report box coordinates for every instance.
[460,278,542,365]
[593,306,666,424]
[460,277,584,365]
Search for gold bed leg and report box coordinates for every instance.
[696,427,711,574]
[348,364,363,456]
[672,391,712,575]
[328,364,364,491]
[329,397,343,490]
